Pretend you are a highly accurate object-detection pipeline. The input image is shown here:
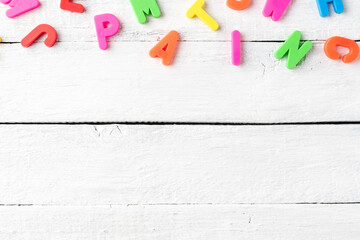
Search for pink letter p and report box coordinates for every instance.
[94,14,121,50]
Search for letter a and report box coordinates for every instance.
[275,31,312,69]
[94,14,121,50]
[262,0,291,21]
[129,0,161,24]
[316,0,344,17]
[149,31,180,66]
[226,0,251,11]
[186,0,219,31]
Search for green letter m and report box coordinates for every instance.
[130,0,161,24]
[275,31,312,69]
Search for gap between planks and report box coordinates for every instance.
[1,202,360,207]
[1,40,360,44]
[1,121,360,126]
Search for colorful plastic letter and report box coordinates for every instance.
[226,0,251,10]
[129,0,161,24]
[232,30,241,65]
[0,0,40,18]
[324,36,359,63]
[94,14,121,50]
[21,24,57,48]
[60,0,84,13]
[275,31,313,69]
[262,0,291,21]
[186,0,219,31]
[316,0,344,17]
[149,31,179,66]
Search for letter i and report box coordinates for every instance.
[232,30,241,65]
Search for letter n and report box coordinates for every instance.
[275,31,313,69]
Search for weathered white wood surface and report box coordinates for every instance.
[1,0,359,238]
[1,41,360,122]
[1,204,360,240]
[1,0,360,122]
[1,124,359,204]
[0,0,360,42]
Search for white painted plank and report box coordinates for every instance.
[1,124,360,204]
[0,205,360,239]
[0,41,359,122]
[0,0,360,42]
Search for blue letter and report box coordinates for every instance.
[316,0,344,17]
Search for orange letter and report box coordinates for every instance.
[227,0,251,10]
[324,36,359,63]
[149,31,180,66]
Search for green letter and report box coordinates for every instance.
[275,30,312,69]
[129,0,161,24]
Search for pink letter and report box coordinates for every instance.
[94,14,121,50]
[1,0,40,18]
[262,0,291,21]
[232,30,241,65]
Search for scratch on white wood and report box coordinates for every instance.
[0,41,359,122]
[0,0,359,42]
[0,205,360,240]
[1,124,360,204]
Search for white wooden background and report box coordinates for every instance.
[1,0,360,239]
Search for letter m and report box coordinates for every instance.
[130,0,161,24]
[275,31,313,69]
[262,0,291,21]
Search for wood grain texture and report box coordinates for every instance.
[1,205,360,240]
[1,124,360,204]
[1,0,360,123]
[0,0,360,42]
[1,0,359,236]
[0,41,359,122]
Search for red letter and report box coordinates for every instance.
[60,0,84,13]
[21,24,57,48]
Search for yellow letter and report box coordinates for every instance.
[186,0,219,31]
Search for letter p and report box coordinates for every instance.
[94,14,121,50]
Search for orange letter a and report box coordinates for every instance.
[149,31,180,66]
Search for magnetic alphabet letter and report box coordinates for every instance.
[324,36,359,63]
[60,0,85,13]
[275,31,313,69]
[232,30,241,65]
[129,0,161,24]
[186,0,219,31]
[21,24,58,48]
[316,0,344,17]
[149,31,180,66]
[0,0,40,18]
[226,0,251,11]
[262,0,291,21]
[94,14,121,50]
